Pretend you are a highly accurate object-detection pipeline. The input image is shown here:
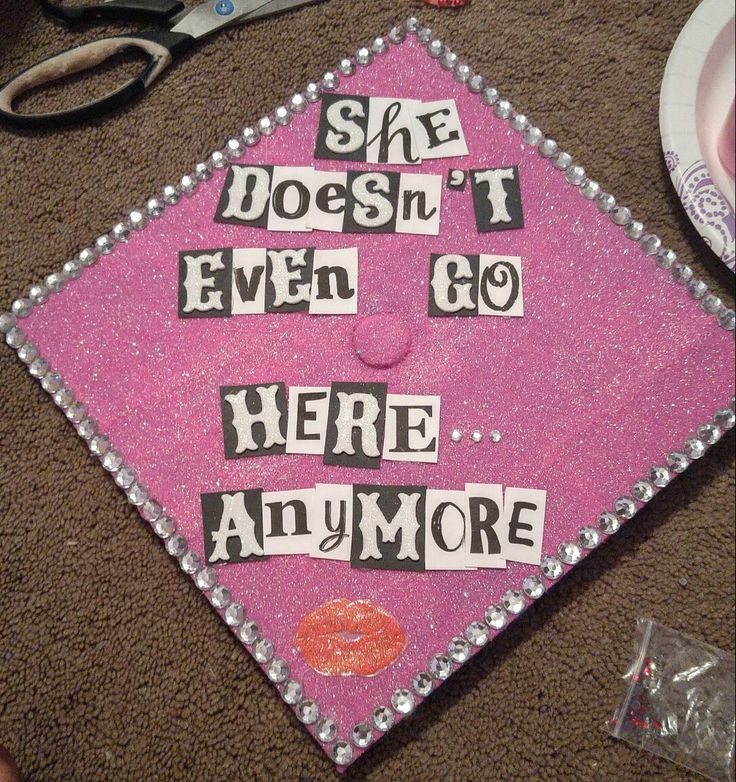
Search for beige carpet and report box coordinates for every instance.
[0,1,734,779]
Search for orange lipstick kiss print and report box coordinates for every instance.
[295,599,406,677]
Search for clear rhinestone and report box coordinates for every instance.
[465,621,488,646]
[714,409,735,430]
[578,527,601,549]
[509,112,527,131]
[179,551,200,574]
[179,174,197,195]
[253,637,274,664]
[129,209,146,229]
[78,247,98,266]
[95,235,114,255]
[238,620,259,645]
[194,162,212,181]
[656,248,676,268]
[417,26,432,43]
[631,480,654,502]
[554,151,573,170]
[304,82,321,101]
[101,449,123,471]
[684,438,706,459]
[412,671,433,696]
[522,126,543,146]
[428,653,452,680]
[282,680,303,705]
[522,575,545,598]
[565,165,586,185]
[540,555,564,579]
[489,429,502,442]
[29,357,49,378]
[30,284,49,305]
[718,309,735,330]
[241,127,260,148]
[165,534,187,557]
[614,496,637,519]
[89,434,110,456]
[127,482,149,506]
[448,636,471,663]
[371,36,387,54]
[610,206,632,225]
[391,688,414,714]
[649,466,671,487]
[351,722,373,748]
[332,741,353,766]
[114,465,136,488]
[405,16,419,32]
[596,193,616,212]
[481,86,499,105]
[667,452,689,473]
[224,603,244,626]
[502,589,526,614]
[355,47,372,67]
[112,222,129,243]
[372,705,394,731]
[539,138,558,158]
[162,184,180,204]
[0,312,16,333]
[76,419,97,440]
[140,500,162,522]
[598,511,620,535]
[625,221,644,240]
[267,658,289,683]
[289,93,307,113]
[46,272,67,293]
[639,234,661,255]
[388,24,406,44]
[153,515,175,539]
[297,699,319,724]
[455,63,473,84]
[687,278,708,299]
[494,99,512,119]
[470,430,483,443]
[697,423,720,444]
[65,403,86,424]
[427,38,444,58]
[210,585,231,609]
[53,388,74,408]
[194,566,217,591]
[468,74,485,93]
[12,298,33,318]
[671,263,693,283]
[484,604,507,630]
[701,294,722,314]
[41,371,63,393]
[5,327,26,348]
[580,179,600,198]
[337,57,355,76]
[17,342,37,363]
[257,116,276,136]
[558,541,582,565]
[440,50,459,71]
[146,197,165,217]
[316,716,337,742]
[450,428,462,443]
[209,150,227,169]
[273,105,291,125]
[225,137,245,158]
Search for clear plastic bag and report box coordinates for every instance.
[608,618,735,782]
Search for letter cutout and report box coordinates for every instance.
[220,382,287,458]
[201,490,265,563]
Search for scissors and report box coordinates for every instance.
[0,0,324,130]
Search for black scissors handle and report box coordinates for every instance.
[40,0,186,25]
[0,29,194,130]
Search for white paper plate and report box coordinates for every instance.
[660,0,735,271]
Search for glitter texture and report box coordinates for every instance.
[17,37,735,765]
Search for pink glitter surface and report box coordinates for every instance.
[20,38,735,767]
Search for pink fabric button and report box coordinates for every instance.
[352,313,413,368]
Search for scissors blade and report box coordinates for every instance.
[170,0,322,40]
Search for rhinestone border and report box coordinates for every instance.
[2,17,735,768]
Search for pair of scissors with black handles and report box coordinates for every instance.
[0,0,324,129]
